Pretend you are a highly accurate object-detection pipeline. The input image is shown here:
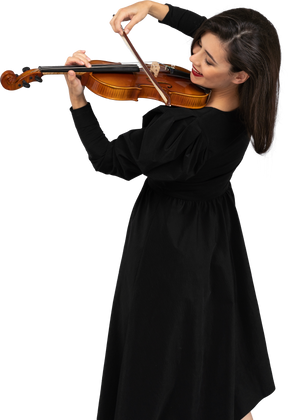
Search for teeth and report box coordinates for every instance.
[193,66,202,75]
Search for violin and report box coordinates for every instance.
[1,29,211,109]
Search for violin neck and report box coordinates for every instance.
[39,64,140,75]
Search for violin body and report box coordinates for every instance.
[82,61,210,109]
[1,60,210,109]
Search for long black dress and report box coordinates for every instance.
[70,5,276,420]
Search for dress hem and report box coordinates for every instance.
[236,384,276,419]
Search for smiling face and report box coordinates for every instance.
[189,32,248,94]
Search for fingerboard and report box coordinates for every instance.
[38,64,140,74]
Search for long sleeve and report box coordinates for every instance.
[70,103,209,182]
[158,4,206,38]
[70,102,142,181]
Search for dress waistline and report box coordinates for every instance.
[146,178,233,202]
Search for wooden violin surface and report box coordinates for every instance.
[1,61,211,109]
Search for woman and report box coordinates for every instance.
[65,2,280,420]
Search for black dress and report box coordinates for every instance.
[70,5,276,420]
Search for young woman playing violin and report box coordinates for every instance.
[65,2,280,420]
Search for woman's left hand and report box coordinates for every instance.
[64,50,91,109]
[62,47,93,66]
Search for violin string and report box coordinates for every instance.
[117,34,169,104]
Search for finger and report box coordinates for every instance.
[106,16,121,36]
[67,70,85,97]
[106,5,124,36]
[114,19,129,36]
[67,70,83,89]
[110,11,129,35]
[65,55,91,67]
[64,69,77,83]
[124,14,144,34]
[65,56,84,66]
[67,70,77,82]
[106,16,116,36]
[114,12,130,36]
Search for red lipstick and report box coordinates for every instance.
[192,65,203,77]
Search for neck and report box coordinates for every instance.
[207,91,240,110]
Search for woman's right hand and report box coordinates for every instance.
[110,1,151,35]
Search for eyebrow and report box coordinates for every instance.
[199,38,218,64]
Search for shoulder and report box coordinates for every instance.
[193,106,240,123]
[142,105,248,140]
[142,105,198,127]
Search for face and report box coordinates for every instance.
[189,32,246,92]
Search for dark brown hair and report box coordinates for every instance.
[191,8,281,154]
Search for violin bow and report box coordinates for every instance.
[120,26,171,106]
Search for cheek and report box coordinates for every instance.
[204,68,225,81]
[202,67,215,78]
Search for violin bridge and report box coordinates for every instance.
[150,62,160,78]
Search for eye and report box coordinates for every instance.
[198,40,213,66]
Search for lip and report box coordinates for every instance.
[192,65,203,77]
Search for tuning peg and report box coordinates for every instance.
[35,76,46,86]
[22,80,33,92]
[19,64,33,73]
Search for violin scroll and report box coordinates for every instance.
[1,68,43,90]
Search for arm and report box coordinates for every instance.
[70,103,143,180]
[110,2,206,38]
[110,1,169,35]
[148,1,169,20]
[69,92,87,110]
[158,4,206,38]
[67,101,208,183]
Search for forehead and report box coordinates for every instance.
[201,32,229,64]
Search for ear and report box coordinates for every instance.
[232,71,250,85]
